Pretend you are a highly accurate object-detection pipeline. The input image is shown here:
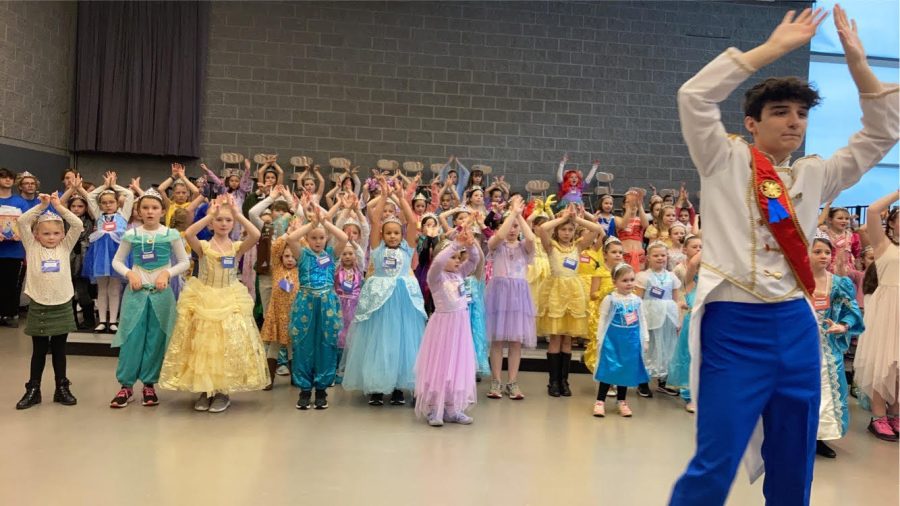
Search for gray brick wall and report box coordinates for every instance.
[200,1,811,194]
[0,1,75,153]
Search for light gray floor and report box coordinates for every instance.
[0,327,897,506]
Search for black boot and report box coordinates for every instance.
[560,352,573,397]
[264,358,277,391]
[16,382,42,410]
[547,353,561,397]
[816,440,836,458]
[53,378,77,406]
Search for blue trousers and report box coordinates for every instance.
[669,299,819,506]
[290,289,341,391]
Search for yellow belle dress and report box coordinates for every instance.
[527,244,551,333]
[160,240,269,395]
[576,247,608,370]
[583,261,615,372]
[537,240,588,337]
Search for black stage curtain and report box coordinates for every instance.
[73,1,208,157]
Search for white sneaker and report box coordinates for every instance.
[444,411,473,425]
[208,393,230,413]
[427,414,444,427]
[275,365,290,376]
[194,393,210,411]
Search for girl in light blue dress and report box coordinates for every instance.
[341,180,426,406]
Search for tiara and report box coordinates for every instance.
[342,218,362,230]
[813,228,830,241]
[646,240,669,251]
[412,192,428,202]
[669,222,687,231]
[612,263,633,277]
[37,210,63,223]
[139,188,164,203]
[382,216,402,227]
[451,206,472,216]
[222,168,243,179]
[99,189,118,197]
[420,212,438,223]
[603,236,622,247]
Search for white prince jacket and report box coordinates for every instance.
[678,47,899,482]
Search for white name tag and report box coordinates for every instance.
[221,256,235,268]
[649,286,665,299]
[624,311,638,325]
[562,258,577,270]
[41,259,60,273]
[141,251,157,263]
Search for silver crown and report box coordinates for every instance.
[37,210,63,223]
[140,188,164,202]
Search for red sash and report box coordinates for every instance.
[751,146,814,296]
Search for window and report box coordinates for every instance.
[806,0,899,207]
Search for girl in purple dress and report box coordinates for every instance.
[414,228,481,427]
[334,241,363,385]
[484,195,536,400]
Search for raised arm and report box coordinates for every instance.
[556,154,567,183]
[392,184,419,248]
[200,163,224,189]
[584,160,599,185]
[866,190,899,256]
[539,212,569,253]
[239,159,254,194]
[113,183,134,220]
[184,204,215,258]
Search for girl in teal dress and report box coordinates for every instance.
[811,237,864,458]
[109,190,190,409]
[342,179,426,406]
[667,235,702,412]
[286,205,348,410]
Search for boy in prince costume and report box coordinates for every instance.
[669,6,898,505]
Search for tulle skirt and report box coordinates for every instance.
[855,283,900,405]
[159,278,269,395]
[666,311,692,388]
[338,295,359,349]
[341,283,426,394]
[645,318,679,378]
[467,278,490,376]
[414,309,476,420]
[594,324,649,387]
[82,236,121,282]
[537,276,588,337]
[485,277,536,347]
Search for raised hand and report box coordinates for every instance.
[509,195,524,214]
[49,192,61,208]
[766,7,828,54]
[73,175,84,190]
[833,4,865,64]
[103,171,114,187]
[38,193,52,207]
[200,163,211,174]
[130,177,141,191]
[244,159,251,170]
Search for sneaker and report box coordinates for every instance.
[368,393,384,406]
[275,365,290,376]
[637,384,653,398]
[194,393,210,411]
[592,401,606,417]
[656,385,680,396]
[505,382,525,400]
[685,402,696,414]
[389,389,405,406]
[617,400,633,417]
[296,390,312,410]
[141,386,159,406]
[867,417,899,442]
[889,416,900,435]
[427,413,444,427]
[110,386,133,408]
[606,386,618,398]
[208,393,230,413]
[487,380,503,399]
[314,390,329,410]
[444,411,474,425]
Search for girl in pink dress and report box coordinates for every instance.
[414,228,482,427]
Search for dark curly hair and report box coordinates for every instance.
[743,77,822,121]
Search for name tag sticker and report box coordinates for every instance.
[221,256,236,268]
[812,294,829,311]
[41,259,60,273]
[580,256,591,264]
[624,311,638,325]
[383,256,397,269]
[649,286,665,299]
[458,283,466,297]
[562,258,577,270]
[102,221,116,232]
[141,251,157,264]
[341,279,354,292]
[317,255,332,267]
[278,278,294,292]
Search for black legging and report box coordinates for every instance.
[29,334,68,383]
[597,382,627,401]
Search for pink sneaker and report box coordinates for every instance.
[868,417,899,442]
[617,400,633,417]
[889,416,900,434]
[592,401,605,417]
